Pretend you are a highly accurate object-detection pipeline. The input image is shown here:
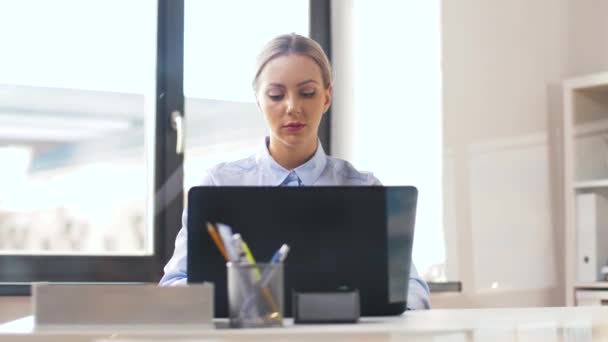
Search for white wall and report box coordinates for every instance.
[331,0,608,307]
[439,0,568,306]
[564,1,608,76]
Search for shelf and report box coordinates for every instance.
[564,71,608,306]
[575,282,608,290]
[564,71,608,91]
[574,179,608,189]
[574,118,608,137]
[428,281,462,293]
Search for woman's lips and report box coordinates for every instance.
[283,123,306,132]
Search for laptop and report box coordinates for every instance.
[187,186,418,317]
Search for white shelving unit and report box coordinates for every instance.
[563,72,608,305]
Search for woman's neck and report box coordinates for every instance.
[268,137,318,170]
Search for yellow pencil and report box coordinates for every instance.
[206,222,229,261]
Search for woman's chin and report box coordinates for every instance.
[276,134,315,148]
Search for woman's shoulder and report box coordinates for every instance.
[324,156,381,185]
[200,155,259,185]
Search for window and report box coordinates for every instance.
[0,0,157,256]
[0,0,177,284]
[0,0,324,286]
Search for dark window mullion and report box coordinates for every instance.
[155,0,185,276]
[310,0,332,155]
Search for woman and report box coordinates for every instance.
[160,33,430,310]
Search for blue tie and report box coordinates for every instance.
[281,171,302,186]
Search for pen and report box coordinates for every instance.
[269,244,290,264]
[217,223,238,261]
[206,223,228,261]
[238,237,280,314]
[208,223,259,318]
[260,244,290,287]
[231,234,244,262]
[240,244,290,316]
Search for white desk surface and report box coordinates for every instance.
[1,306,608,341]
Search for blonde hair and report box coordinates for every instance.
[252,33,332,91]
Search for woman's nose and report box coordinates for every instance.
[286,96,302,115]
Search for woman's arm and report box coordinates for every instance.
[158,209,188,286]
[406,263,431,310]
[159,172,215,286]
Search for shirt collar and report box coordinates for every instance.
[256,137,327,186]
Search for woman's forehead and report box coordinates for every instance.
[259,54,323,86]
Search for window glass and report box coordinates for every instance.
[0,0,157,255]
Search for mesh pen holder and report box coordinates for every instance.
[227,262,284,328]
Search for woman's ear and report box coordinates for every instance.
[323,84,333,113]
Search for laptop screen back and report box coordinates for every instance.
[187,186,417,317]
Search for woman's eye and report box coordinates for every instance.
[268,94,284,101]
[301,91,315,98]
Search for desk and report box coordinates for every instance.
[1,306,608,341]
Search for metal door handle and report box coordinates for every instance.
[171,110,184,155]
